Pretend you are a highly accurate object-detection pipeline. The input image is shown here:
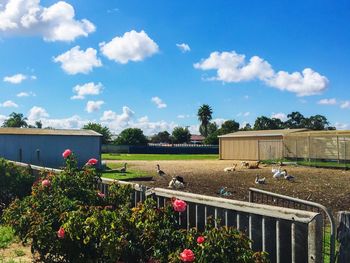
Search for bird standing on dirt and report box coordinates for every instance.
[156,164,166,177]
[120,163,127,173]
[255,174,266,184]
[283,170,295,181]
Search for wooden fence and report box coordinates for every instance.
[99,178,323,263]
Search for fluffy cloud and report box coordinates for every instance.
[340,101,350,109]
[176,43,190,53]
[194,51,328,96]
[335,122,349,130]
[133,116,177,135]
[177,114,191,119]
[318,98,337,105]
[3,73,27,84]
[271,112,287,121]
[17,91,35,97]
[0,100,18,107]
[100,30,159,64]
[71,82,103,100]
[237,112,250,117]
[86,100,104,113]
[151,96,167,109]
[0,0,95,42]
[54,46,102,75]
[28,106,49,120]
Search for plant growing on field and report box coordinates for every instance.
[3,150,268,263]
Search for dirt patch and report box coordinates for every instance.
[107,160,350,213]
[0,242,32,262]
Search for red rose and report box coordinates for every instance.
[197,236,205,244]
[97,192,105,198]
[41,179,51,187]
[172,199,187,212]
[180,249,195,262]
[57,227,65,239]
[86,158,98,165]
[62,149,72,159]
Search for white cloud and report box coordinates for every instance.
[39,115,89,129]
[212,118,226,126]
[28,106,49,120]
[176,43,190,53]
[237,112,250,117]
[3,73,27,84]
[71,82,103,100]
[17,91,35,97]
[99,30,159,64]
[194,50,328,96]
[318,98,337,105]
[0,100,18,107]
[151,96,167,109]
[86,100,104,113]
[54,46,102,75]
[335,122,349,130]
[177,114,191,119]
[271,112,287,121]
[0,0,95,42]
[0,114,7,125]
[340,101,350,109]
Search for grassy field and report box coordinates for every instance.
[101,162,151,180]
[102,153,219,161]
[297,160,350,169]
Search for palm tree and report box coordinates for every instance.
[197,104,213,137]
[2,112,28,128]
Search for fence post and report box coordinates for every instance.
[308,213,323,263]
[337,211,350,263]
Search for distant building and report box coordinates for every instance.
[190,134,205,144]
[0,128,102,168]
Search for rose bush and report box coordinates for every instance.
[2,151,268,263]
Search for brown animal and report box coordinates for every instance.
[240,161,260,169]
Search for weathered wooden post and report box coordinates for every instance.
[337,211,350,263]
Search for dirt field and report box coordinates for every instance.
[107,160,350,213]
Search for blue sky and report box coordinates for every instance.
[0,0,349,134]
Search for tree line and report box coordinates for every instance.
[1,108,335,146]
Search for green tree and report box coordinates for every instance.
[114,128,148,145]
[150,131,171,143]
[83,122,112,144]
[2,112,28,128]
[197,104,213,137]
[304,115,330,130]
[203,131,219,145]
[284,111,306,129]
[253,116,284,130]
[219,120,240,135]
[240,123,252,131]
[171,127,191,144]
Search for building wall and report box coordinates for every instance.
[0,134,101,168]
[219,136,283,160]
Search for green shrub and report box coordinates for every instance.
[0,159,35,215]
[0,225,15,248]
[3,151,268,263]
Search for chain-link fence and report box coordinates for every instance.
[284,134,350,169]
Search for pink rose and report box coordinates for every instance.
[57,227,65,239]
[41,179,51,188]
[180,249,195,262]
[86,158,98,166]
[172,199,187,212]
[197,236,205,244]
[97,192,105,198]
[62,149,72,159]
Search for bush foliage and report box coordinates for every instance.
[0,158,35,215]
[3,151,268,263]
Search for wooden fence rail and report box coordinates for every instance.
[100,178,323,263]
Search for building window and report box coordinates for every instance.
[36,149,40,162]
[19,148,22,162]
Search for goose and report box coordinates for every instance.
[156,164,166,177]
[217,186,232,196]
[273,168,287,179]
[120,163,127,173]
[224,163,237,172]
[255,174,266,184]
[174,175,185,184]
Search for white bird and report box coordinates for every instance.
[224,163,237,172]
[283,170,295,181]
[120,163,127,173]
[273,168,287,179]
[168,177,185,189]
[156,164,166,177]
[255,174,266,184]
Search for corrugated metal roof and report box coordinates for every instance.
[286,130,350,137]
[0,128,102,137]
[218,129,308,138]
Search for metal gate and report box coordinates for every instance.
[249,187,336,263]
